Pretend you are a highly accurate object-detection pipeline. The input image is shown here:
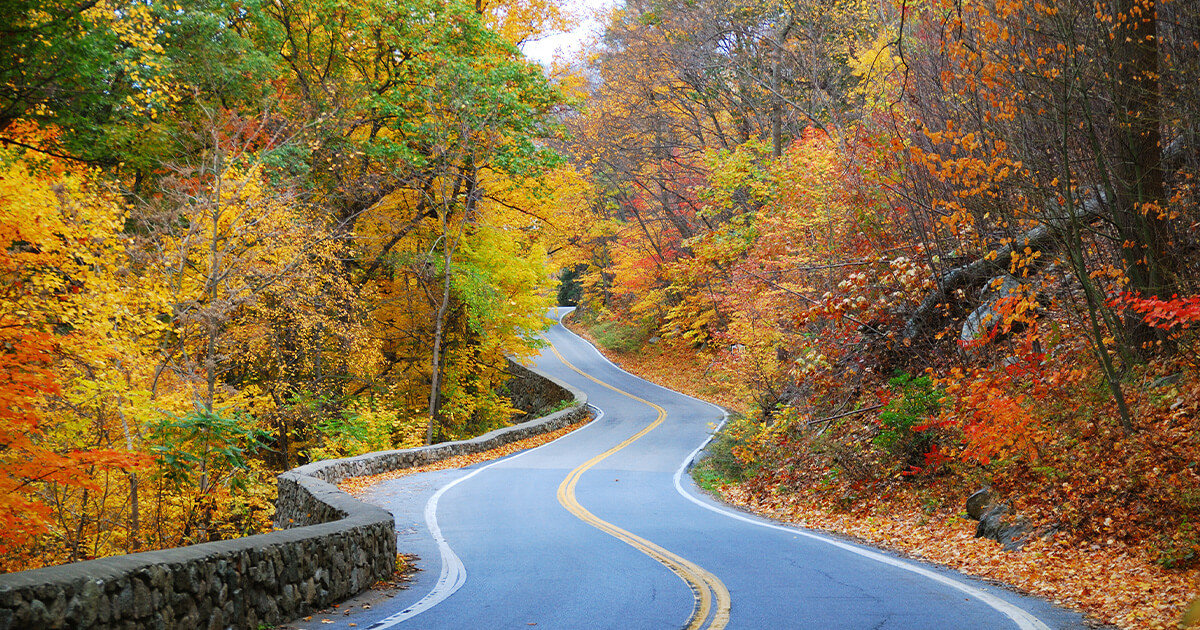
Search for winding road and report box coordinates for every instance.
[288,308,1091,630]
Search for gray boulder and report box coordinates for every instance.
[975,503,1033,550]
[961,275,1026,342]
[965,487,995,520]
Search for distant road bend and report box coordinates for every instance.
[299,307,1090,630]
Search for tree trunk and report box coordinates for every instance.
[425,227,454,445]
[1111,0,1174,349]
[425,164,477,444]
[771,15,795,158]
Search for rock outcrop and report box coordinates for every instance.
[965,487,1039,551]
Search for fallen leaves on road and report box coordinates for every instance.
[338,418,590,497]
[370,553,419,591]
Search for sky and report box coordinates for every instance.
[520,0,618,66]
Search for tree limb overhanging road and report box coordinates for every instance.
[288,308,1093,630]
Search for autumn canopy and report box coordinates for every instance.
[2,0,1199,625]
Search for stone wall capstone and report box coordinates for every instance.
[0,361,587,630]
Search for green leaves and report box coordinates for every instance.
[874,373,943,458]
[149,404,267,492]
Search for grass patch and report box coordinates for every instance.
[590,319,650,353]
[691,416,751,492]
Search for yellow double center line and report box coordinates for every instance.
[549,345,730,630]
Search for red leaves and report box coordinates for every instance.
[921,444,953,468]
[0,329,65,553]
[1110,291,1200,331]
[0,327,149,556]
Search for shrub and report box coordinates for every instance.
[875,373,944,466]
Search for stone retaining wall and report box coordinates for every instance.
[0,485,395,630]
[505,358,573,422]
[0,362,587,630]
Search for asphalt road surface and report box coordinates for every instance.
[287,308,1092,630]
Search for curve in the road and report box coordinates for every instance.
[363,410,605,630]
[351,310,1065,630]
[554,319,1053,630]
[550,343,730,630]
[667,412,1051,630]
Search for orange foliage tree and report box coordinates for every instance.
[0,128,152,567]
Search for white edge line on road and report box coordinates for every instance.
[553,308,1051,630]
[669,412,1052,630]
[366,405,606,629]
